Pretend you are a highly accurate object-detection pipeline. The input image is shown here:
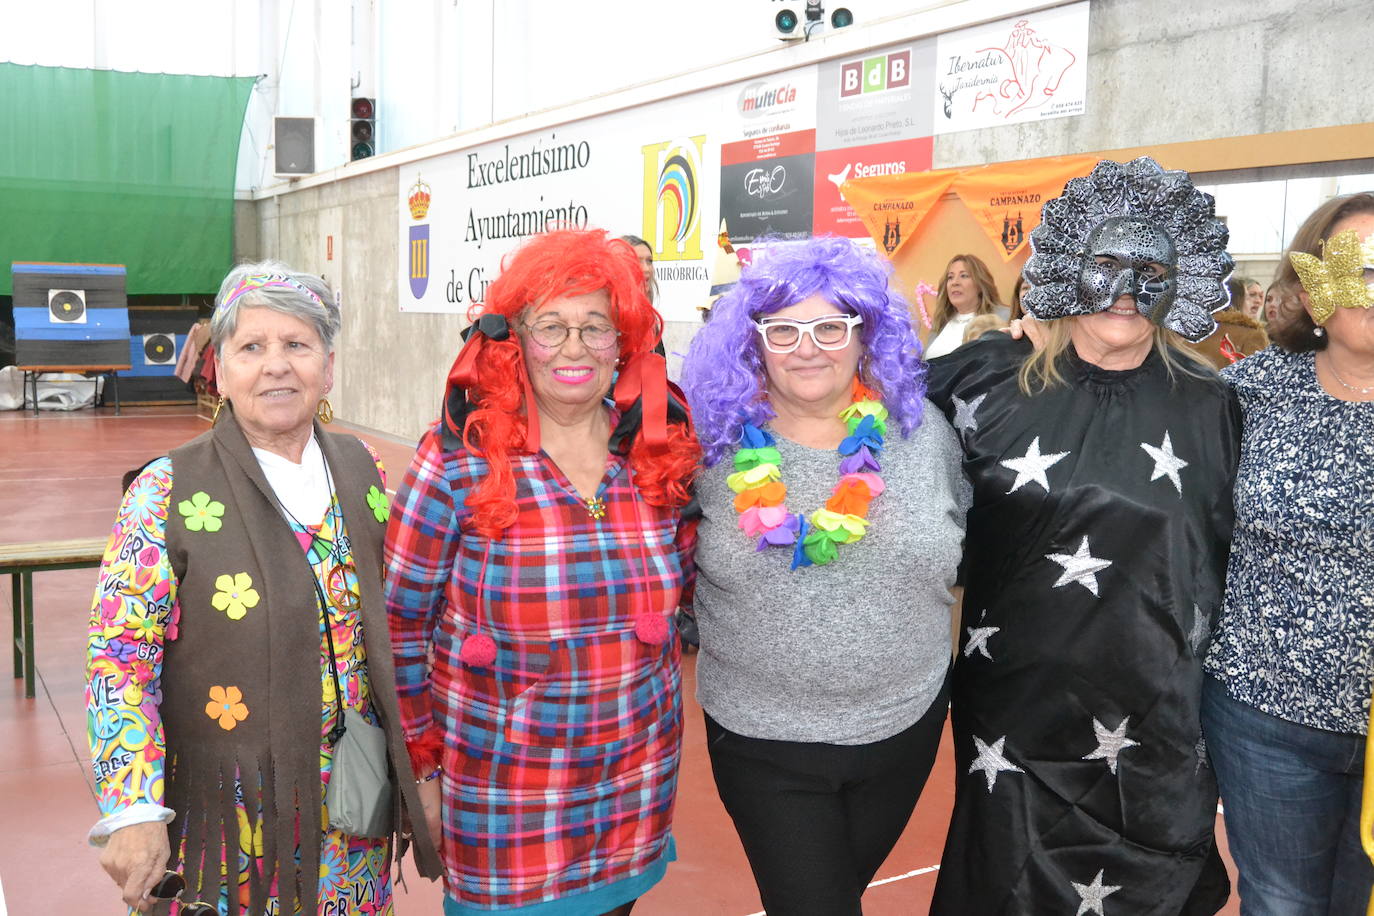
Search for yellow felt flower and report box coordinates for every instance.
[1290,229,1374,324]
[726,463,781,493]
[205,685,249,730]
[211,573,260,621]
[839,399,890,424]
[809,508,869,543]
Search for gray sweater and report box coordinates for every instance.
[693,402,971,745]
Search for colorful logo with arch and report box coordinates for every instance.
[642,135,706,262]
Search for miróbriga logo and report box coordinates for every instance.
[641,136,707,262]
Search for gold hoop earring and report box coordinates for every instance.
[316,398,334,424]
[211,395,226,424]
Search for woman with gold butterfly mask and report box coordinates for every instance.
[1203,192,1374,913]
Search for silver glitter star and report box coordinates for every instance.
[1001,436,1070,494]
[964,625,1000,660]
[1071,869,1122,916]
[1046,537,1112,596]
[1081,716,1140,774]
[1195,736,1209,773]
[969,735,1024,792]
[1140,431,1189,496]
[951,392,987,437]
[1189,604,1210,655]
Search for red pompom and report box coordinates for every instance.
[633,611,671,646]
[460,632,497,667]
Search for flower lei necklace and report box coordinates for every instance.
[728,379,887,569]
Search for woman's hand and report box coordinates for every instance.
[1004,314,1046,350]
[100,820,170,912]
[417,776,444,856]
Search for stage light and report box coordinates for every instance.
[775,7,800,37]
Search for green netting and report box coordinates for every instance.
[0,64,255,295]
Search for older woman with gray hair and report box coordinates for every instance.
[85,262,440,914]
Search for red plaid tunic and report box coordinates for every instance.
[384,426,695,913]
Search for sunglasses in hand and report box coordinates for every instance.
[149,871,217,915]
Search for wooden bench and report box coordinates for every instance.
[1,537,108,698]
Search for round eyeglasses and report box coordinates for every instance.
[753,314,863,354]
[523,321,619,350]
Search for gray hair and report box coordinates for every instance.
[210,260,340,356]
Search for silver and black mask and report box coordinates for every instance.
[1078,217,1177,322]
[1022,157,1233,342]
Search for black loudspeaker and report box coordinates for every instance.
[275,117,316,175]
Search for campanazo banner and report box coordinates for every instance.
[397,93,720,322]
[932,1,1089,135]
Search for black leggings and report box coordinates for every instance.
[705,677,949,916]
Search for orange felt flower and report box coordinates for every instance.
[734,481,787,512]
[205,685,249,731]
[852,377,882,403]
[825,478,872,516]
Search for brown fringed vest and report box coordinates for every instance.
[161,412,441,914]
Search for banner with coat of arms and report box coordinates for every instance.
[840,155,1096,261]
[951,154,1097,260]
[839,169,959,258]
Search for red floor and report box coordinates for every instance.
[0,405,1241,915]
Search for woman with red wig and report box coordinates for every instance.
[383,228,700,916]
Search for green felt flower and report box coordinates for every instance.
[178,491,225,533]
[211,572,259,621]
[366,485,390,523]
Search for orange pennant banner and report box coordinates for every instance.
[840,169,959,258]
[951,155,1098,261]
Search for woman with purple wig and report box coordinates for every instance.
[681,235,969,915]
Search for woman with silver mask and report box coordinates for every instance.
[925,157,1238,914]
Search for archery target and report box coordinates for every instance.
[48,289,87,323]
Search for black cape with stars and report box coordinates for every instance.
[925,335,1240,915]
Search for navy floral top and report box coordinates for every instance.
[1206,346,1374,734]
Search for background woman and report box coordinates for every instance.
[384,229,699,916]
[927,158,1238,914]
[87,262,439,914]
[924,252,1007,359]
[1203,192,1374,913]
[681,236,968,915]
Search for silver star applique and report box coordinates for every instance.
[1081,716,1140,775]
[1071,869,1123,916]
[1140,431,1189,496]
[1189,604,1210,655]
[1195,736,1209,773]
[965,625,1000,660]
[1046,537,1112,596]
[1000,436,1070,494]
[951,392,987,438]
[969,735,1024,792]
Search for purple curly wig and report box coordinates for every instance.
[682,235,926,466]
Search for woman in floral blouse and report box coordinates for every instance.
[86,262,439,915]
[1204,192,1374,912]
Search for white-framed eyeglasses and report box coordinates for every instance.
[753,314,863,354]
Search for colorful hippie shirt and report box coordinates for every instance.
[86,453,395,916]
[383,424,695,916]
[1207,347,1374,734]
[925,335,1240,915]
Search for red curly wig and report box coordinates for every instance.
[454,228,700,538]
